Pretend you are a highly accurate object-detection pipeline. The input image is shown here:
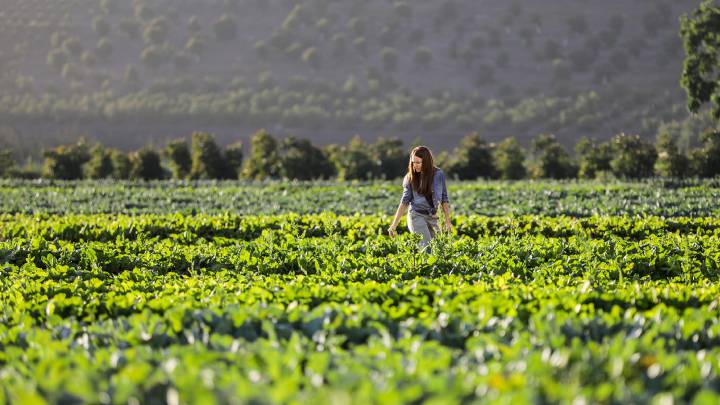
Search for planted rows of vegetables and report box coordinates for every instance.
[1,179,720,216]
[1,211,719,403]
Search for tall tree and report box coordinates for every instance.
[529,134,576,179]
[493,137,526,180]
[680,1,720,121]
[190,132,225,179]
[609,133,657,179]
[242,129,280,180]
[165,139,192,179]
[446,133,496,179]
[279,136,334,180]
[42,139,90,180]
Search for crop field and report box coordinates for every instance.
[1,180,720,403]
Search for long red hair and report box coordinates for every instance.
[406,146,436,196]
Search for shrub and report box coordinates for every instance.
[575,137,612,179]
[654,130,689,178]
[529,134,576,179]
[190,132,226,179]
[85,144,114,179]
[164,139,191,179]
[372,137,406,180]
[446,133,496,180]
[242,129,280,180]
[279,136,334,180]
[130,147,164,180]
[43,139,91,180]
[609,133,657,179]
[224,142,244,179]
[493,137,526,180]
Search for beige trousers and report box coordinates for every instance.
[407,210,440,250]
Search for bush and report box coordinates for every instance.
[224,142,244,179]
[279,136,334,180]
[529,134,576,179]
[372,137,406,180]
[691,129,720,177]
[0,150,16,178]
[446,133,496,180]
[190,132,226,179]
[654,130,689,178]
[609,133,657,179]
[164,139,191,179]
[43,139,91,180]
[130,147,164,180]
[85,145,114,179]
[111,150,132,179]
[575,137,612,179]
[329,136,377,180]
[493,137,526,180]
[242,129,280,180]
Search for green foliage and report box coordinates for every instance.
[529,134,576,179]
[42,139,91,180]
[680,0,720,122]
[609,133,657,179]
[493,137,526,180]
[575,137,612,179]
[278,136,334,180]
[190,132,225,180]
[164,139,192,179]
[0,150,16,178]
[130,147,164,180]
[224,141,244,180]
[446,133,496,180]
[242,129,280,180]
[690,129,720,177]
[654,130,689,178]
[85,145,114,179]
[330,136,377,180]
[372,137,406,180]
[111,149,132,180]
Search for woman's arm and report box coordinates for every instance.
[388,202,409,237]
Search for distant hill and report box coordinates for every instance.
[0,0,706,159]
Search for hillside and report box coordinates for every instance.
[0,0,705,158]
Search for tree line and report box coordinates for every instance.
[1,127,719,181]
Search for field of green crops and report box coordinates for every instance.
[1,180,720,404]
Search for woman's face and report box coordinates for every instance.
[411,155,422,173]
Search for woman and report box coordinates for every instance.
[388,146,452,249]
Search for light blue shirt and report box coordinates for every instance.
[400,168,449,213]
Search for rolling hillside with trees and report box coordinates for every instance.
[0,0,714,163]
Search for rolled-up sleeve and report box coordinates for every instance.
[440,172,449,203]
[401,177,412,204]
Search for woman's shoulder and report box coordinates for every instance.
[433,167,445,178]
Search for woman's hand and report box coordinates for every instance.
[388,225,397,237]
[443,218,453,233]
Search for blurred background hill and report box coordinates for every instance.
[0,0,711,161]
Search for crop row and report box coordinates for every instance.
[1,179,719,216]
[2,212,720,403]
